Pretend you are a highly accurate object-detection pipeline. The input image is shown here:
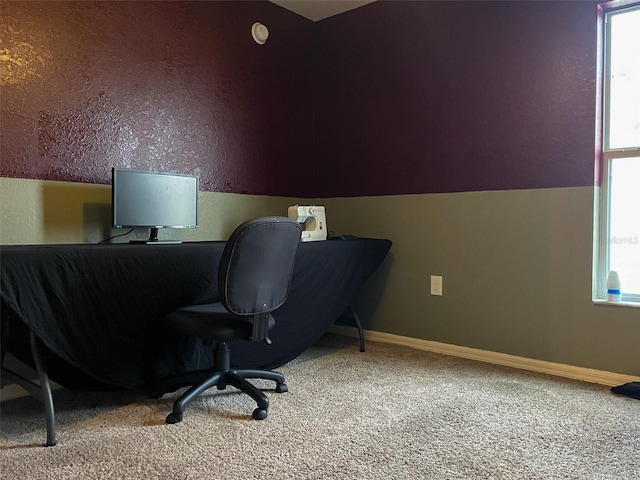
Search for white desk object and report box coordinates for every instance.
[288,205,327,242]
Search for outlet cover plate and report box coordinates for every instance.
[430,275,443,296]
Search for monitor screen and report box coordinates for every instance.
[112,168,199,243]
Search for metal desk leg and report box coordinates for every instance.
[346,304,366,353]
[29,331,57,447]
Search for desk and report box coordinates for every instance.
[1,238,391,390]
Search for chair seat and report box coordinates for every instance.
[163,303,275,342]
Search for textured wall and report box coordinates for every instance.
[1,1,313,196]
[323,188,640,377]
[2,1,638,377]
[2,1,599,198]
[314,0,598,196]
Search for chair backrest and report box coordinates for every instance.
[218,217,302,316]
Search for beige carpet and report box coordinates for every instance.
[1,333,639,479]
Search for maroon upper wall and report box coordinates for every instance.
[1,1,313,196]
[2,1,600,198]
[313,0,599,196]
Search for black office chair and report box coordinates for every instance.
[154,216,301,423]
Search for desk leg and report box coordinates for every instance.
[29,331,57,447]
[346,305,366,353]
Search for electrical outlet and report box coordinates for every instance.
[430,275,443,296]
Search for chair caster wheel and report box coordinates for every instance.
[166,412,183,424]
[252,408,268,420]
[275,382,288,393]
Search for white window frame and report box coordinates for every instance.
[595,1,640,304]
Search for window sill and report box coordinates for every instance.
[593,299,640,309]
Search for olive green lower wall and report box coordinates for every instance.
[321,188,639,377]
[2,178,638,376]
[0,177,302,244]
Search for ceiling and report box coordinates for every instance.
[269,0,376,22]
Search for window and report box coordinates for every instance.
[596,2,640,303]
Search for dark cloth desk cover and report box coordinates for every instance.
[1,238,391,390]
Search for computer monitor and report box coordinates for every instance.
[111,167,199,244]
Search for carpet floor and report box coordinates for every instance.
[1,333,639,479]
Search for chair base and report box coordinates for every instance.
[152,340,287,423]
[160,370,288,423]
[153,366,287,423]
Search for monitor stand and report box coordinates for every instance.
[129,227,182,245]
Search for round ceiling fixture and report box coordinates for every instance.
[251,22,269,45]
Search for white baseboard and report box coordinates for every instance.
[1,378,65,401]
[1,353,64,401]
[3,327,635,402]
[330,325,639,387]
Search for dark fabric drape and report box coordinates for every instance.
[1,239,391,390]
